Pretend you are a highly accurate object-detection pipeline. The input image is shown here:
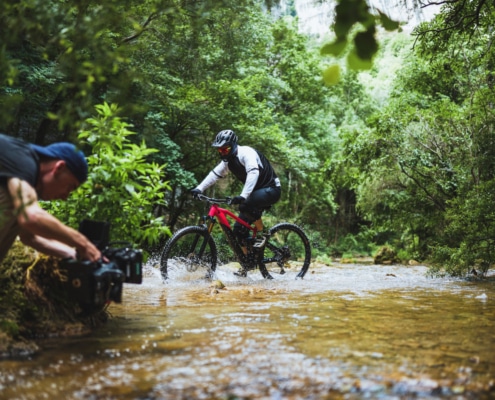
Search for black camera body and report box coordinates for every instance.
[60,220,143,310]
[102,246,142,285]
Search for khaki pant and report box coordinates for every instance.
[0,186,20,263]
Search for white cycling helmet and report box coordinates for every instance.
[212,130,238,148]
[212,130,238,160]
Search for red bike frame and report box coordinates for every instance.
[206,203,260,238]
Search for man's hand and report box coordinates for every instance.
[190,188,202,199]
[77,240,102,262]
[231,196,245,205]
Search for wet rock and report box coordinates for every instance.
[0,333,39,358]
[209,280,225,290]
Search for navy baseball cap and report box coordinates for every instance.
[30,142,88,183]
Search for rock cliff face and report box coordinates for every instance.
[277,0,440,36]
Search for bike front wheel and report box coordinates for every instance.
[160,225,217,281]
[261,223,312,279]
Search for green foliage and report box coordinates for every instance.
[321,0,402,80]
[345,5,495,275]
[414,0,495,56]
[46,103,171,248]
[0,319,19,338]
[0,0,147,136]
[310,221,378,261]
[329,227,379,259]
[430,180,495,277]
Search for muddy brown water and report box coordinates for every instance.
[0,261,494,399]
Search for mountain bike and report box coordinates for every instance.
[160,194,311,281]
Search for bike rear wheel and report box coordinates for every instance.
[261,223,312,279]
[160,225,217,281]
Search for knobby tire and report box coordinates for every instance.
[160,225,217,281]
[261,222,312,279]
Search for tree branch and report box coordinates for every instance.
[121,12,159,44]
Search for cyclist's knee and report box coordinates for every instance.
[239,204,262,221]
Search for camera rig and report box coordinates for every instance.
[60,220,143,310]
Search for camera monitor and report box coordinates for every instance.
[78,219,110,250]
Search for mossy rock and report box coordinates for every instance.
[373,245,401,265]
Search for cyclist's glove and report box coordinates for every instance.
[231,195,245,205]
[191,188,202,199]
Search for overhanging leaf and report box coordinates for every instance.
[322,65,341,86]
[378,11,401,31]
[354,29,378,60]
[321,38,348,57]
[347,50,373,70]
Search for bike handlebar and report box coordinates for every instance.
[196,194,233,205]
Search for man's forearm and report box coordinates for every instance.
[19,232,77,259]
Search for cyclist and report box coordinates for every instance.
[191,129,281,268]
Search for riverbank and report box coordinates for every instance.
[0,242,108,359]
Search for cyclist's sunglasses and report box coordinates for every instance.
[217,146,231,156]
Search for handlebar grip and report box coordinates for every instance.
[194,194,233,205]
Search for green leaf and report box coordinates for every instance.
[322,65,341,86]
[354,29,378,60]
[321,38,348,57]
[334,0,359,38]
[378,11,401,31]
[124,184,135,194]
[347,50,373,70]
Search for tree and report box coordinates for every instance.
[45,103,171,249]
[0,0,158,140]
[347,5,495,273]
[414,0,495,55]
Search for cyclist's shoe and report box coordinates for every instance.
[204,269,214,279]
[234,268,248,277]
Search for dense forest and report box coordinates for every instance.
[1,0,494,277]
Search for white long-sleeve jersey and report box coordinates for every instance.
[196,145,280,199]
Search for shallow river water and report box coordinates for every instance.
[1,261,494,399]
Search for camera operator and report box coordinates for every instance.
[0,133,101,264]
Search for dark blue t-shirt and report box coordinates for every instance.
[0,134,39,188]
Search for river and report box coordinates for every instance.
[0,261,494,399]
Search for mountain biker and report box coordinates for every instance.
[191,129,281,252]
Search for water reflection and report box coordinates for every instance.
[1,263,494,399]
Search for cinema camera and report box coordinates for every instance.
[60,220,143,310]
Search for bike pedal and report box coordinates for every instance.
[253,237,266,249]
[204,270,214,279]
